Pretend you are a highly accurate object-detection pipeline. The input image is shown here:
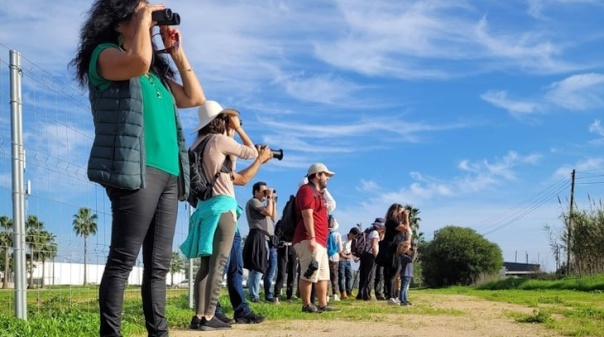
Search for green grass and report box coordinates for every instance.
[2,276,604,336]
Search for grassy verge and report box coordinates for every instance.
[1,275,604,336]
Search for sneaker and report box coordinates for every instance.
[266,297,280,305]
[301,303,319,313]
[317,305,340,312]
[340,292,348,300]
[333,294,340,302]
[388,298,399,305]
[200,316,232,331]
[400,302,408,306]
[189,315,202,330]
[235,311,265,324]
[215,312,235,324]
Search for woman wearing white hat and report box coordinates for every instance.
[181,100,271,331]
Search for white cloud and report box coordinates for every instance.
[545,73,604,110]
[553,157,604,179]
[361,150,542,202]
[282,74,362,105]
[590,119,604,137]
[483,73,604,117]
[481,90,539,115]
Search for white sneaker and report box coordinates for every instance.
[333,294,340,302]
[388,298,399,305]
[326,295,330,303]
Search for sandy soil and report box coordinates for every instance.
[169,293,563,337]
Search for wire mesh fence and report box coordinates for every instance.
[0,46,190,317]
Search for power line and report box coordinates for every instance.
[472,175,570,235]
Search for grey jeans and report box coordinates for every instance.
[99,167,178,337]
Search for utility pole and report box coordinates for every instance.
[566,169,575,276]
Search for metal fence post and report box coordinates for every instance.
[10,49,27,320]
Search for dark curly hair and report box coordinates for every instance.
[69,0,174,87]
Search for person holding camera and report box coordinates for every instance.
[70,1,204,336]
[180,100,276,331]
[243,182,278,303]
[293,163,339,313]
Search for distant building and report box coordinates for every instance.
[501,262,541,277]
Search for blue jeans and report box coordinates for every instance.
[399,276,412,304]
[248,270,262,301]
[338,260,353,294]
[263,246,277,301]
[216,229,252,318]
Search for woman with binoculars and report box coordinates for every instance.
[70,0,204,336]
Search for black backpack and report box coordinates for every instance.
[351,228,372,258]
[276,184,319,242]
[275,195,297,242]
[187,135,232,208]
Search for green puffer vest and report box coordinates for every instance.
[87,77,190,200]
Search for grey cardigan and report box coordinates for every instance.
[87,76,190,200]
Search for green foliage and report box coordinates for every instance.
[421,226,503,288]
[478,274,604,292]
[515,309,552,324]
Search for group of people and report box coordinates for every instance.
[71,1,417,336]
[355,205,418,306]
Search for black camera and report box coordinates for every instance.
[255,144,284,161]
[152,8,180,26]
[303,258,318,278]
[263,189,276,195]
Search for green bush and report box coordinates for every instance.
[421,226,503,288]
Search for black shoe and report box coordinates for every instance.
[301,303,320,313]
[200,316,232,331]
[317,305,340,312]
[376,295,386,300]
[215,312,235,324]
[189,315,202,330]
[235,311,265,324]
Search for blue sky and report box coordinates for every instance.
[1,0,604,272]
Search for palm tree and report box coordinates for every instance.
[404,204,422,244]
[72,207,98,286]
[25,215,45,288]
[169,251,186,286]
[0,216,13,288]
[33,231,57,288]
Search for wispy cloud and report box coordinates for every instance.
[528,0,604,19]
[590,119,604,137]
[545,73,604,111]
[481,91,539,115]
[553,157,604,179]
[482,73,604,116]
[359,150,541,203]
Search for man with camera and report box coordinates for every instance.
[243,182,279,303]
[293,163,339,313]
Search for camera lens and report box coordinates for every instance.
[271,149,284,160]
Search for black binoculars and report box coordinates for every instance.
[152,8,180,26]
[255,144,284,161]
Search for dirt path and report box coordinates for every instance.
[169,293,563,337]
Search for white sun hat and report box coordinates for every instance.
[193,100,239,133]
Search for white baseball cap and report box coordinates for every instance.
[306,162,335,177]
